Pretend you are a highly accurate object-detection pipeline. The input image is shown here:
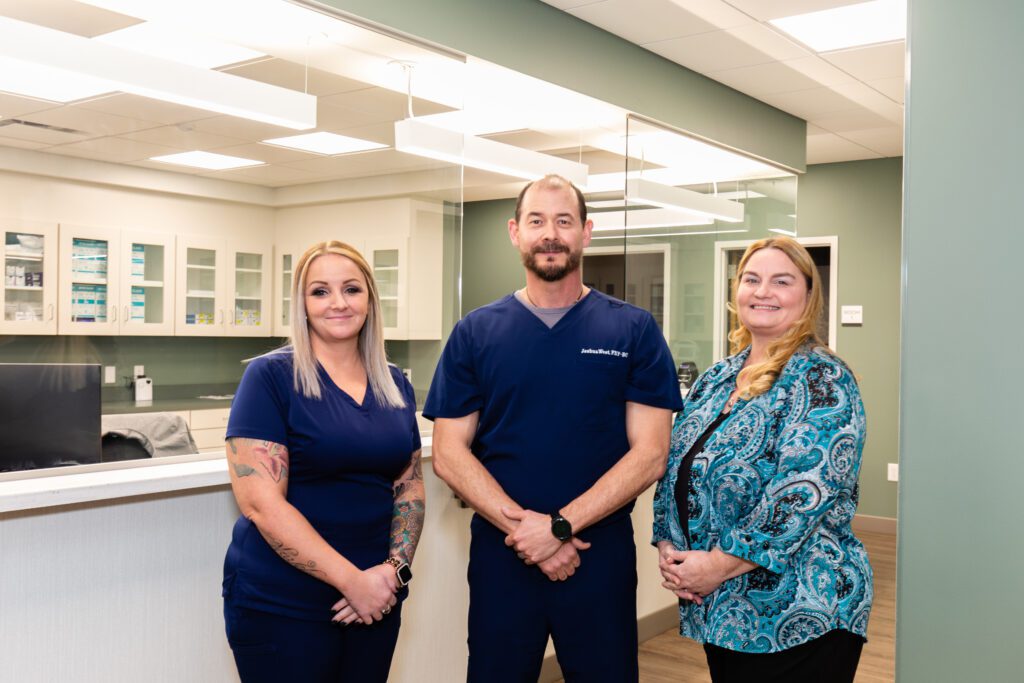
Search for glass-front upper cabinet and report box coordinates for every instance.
[368,243,402,336]
[119,231,174,335]
[176,234,271,336]
[273,247,296,338]
[0,221,57,335]
[58,226,174,335]
[58,225,119,335]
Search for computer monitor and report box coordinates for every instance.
[0,363,101,472]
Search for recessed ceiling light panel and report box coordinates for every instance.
[262,132,388,155]
[770,0,906,52]
[94,22,264,69]
[150,151,264,170]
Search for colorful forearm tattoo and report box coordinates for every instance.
[390,451,425,565]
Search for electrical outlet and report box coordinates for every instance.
[887,463,899,482]
[104,366,116,384]
[402,368,412,383]
[134,365,145,377]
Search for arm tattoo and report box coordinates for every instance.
[226,438,289,483]
[390,500,425,566]
[232,463,258,478]
[265,533,326,579]
[390,450,425,564]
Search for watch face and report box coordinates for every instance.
[551,517,572,541]
[397,564,413,586]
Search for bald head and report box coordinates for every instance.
[514,174,587,225]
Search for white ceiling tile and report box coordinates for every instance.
[209,142,318,165]
[188,115,301,142]
[724,23,809,62]
[806,123,830,136]
[822,41,905,82]
[0,93,63,119]
[0,135,49,150]
[315,100,391,130]
[0,0,138,37]
[809,107,894,132]
[665,0,757,29]
[723,0,863,22]
[24,106,161,138]
[117,125,248,151]
[781,55,859,88]
[0,121,90,145]
[806,131,880,164]
[867,77,905,104]
[76,94,219,127]
[708,61,821,96]
[569,0,717,45]
[199,164,317,187]
[759,87,860,118]
[646,29,775,73]
[223,59,370,97]
[831,82,903,122]
[126,158,208,175]
[838,125,903,156]
[47,137,180,163]
[328,87,452,120]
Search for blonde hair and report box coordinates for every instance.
[291,240,405,409]
[728,236,828,399]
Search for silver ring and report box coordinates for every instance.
[382,606,392,615]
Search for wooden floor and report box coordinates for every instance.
[558,531,896,683]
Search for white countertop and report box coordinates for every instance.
[0,436,431,514]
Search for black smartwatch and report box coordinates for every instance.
[550,513,573,542]
[382,557,413,587]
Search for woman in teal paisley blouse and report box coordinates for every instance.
[652,236,872,682]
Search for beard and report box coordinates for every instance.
[521,240,582,282]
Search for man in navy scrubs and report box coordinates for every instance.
[424,174,683,682]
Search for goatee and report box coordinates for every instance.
[522,241,581,282]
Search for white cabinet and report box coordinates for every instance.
[57,225,175,336]
[190,407,231,452]
[272,245,298,338]
[176,235,272,337]
[1,221,57,335]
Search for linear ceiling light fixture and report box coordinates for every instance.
[626,178,745,223]
[394,118,588,188]
[770,0,906,52]
[0,17,315,129]
[592,229,748,240]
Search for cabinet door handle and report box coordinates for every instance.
[218,309,224,324]
[47,304,54,321]
[124,306,130,323]
[111,306,117,322]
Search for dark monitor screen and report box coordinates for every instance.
[0,363,101,472]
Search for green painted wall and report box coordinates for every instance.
[322,0,806,172]
[897,2,1024,679]
[0,335,280,402]
[798,158,902,519]
[461,199,521,314]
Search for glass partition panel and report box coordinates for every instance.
[620,116,798,376]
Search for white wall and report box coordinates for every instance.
[0,170,275,243]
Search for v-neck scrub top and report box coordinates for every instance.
[222,349,420,621]
[424,291,683,523]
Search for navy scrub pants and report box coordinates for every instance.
[224,601,402,683]
[466,514,639,683]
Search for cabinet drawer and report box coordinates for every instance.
[191,408,230,429]
[192,427,226,451]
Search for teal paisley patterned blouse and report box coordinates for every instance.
[652,345,872,653]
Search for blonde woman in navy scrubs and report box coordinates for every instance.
[222,241,424,682]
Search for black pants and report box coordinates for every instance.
[704,629,865,683]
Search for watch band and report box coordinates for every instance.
[382,557,413,587]
[550,513,573,542]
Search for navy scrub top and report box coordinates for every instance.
[423,290,683,525]
[222,349,420,621]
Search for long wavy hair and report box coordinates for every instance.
[290,240,405,408]
[728,236,828,399]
